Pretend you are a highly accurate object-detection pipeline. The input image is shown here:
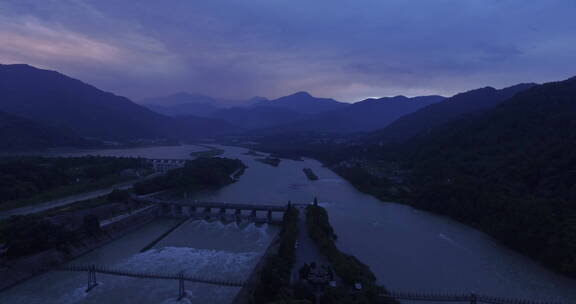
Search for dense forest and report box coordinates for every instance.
[251,76,576,277]
[0,156,143,208]
[389,76,576,274]
[132,157,245,195]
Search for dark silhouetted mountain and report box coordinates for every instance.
[255,95,445,134]
[165,115,239,139]
[158,92,345,130]
[140,92,218,106]
[210,106,305,130]
[369,83,536,143]
[0,111,88,150]
[0,64,235,141]
[144,102,220,117]
[396,76,576,275]
[255,91,348,115]
[141,93,269,117]
[244,96,269,106]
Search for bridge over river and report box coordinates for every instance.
[55,264,246,301]
[136,196,289,225]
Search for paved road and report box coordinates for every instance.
[0,173,161,220]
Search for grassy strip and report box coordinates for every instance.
[253,206,299,304]
[306,204,398,304]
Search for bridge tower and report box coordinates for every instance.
[178,271,186,300]
[86,265,98,292]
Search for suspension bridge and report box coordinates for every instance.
[52,264,564,304]
[54,264,246,300]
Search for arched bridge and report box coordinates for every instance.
[135,197,288,225]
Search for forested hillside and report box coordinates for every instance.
[0,111,88,150]
[0,64,235,142]
[398,76,576,274]
[257,95,444,134]
[369,84,535,144]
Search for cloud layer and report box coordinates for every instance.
[1,0,575,102]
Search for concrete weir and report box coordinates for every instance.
[137,197,288,225]
[1,197,288,298]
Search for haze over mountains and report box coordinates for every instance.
[369,83,537,144]
[140,93,269,117]
[256,95,445,134]
[0,64,235,145]
[0,63,560,152]
[142,91,445,133]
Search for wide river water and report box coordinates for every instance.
[2,144,576,303]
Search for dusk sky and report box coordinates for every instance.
[1,0,575,103]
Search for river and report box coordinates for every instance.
[2,144,576,303]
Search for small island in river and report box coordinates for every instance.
[256,157,281,167]
[303,168,318,180]
[243,150,266,157]
[190,145,225,158]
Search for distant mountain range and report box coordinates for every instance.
[143,96,222,117]
[253,91,348,114]
[0,63,551,151]
[140,92,268,117]
[0,64,236,146]
[256,95,445,134]
[143,91,446,133]
[367,83,536,144]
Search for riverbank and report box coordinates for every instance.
[0,156,148,212]
[5,144,574,302]
[233,231,281,304]
[0,154,249,295]
[190,145,225,158]
[252,206,299,303]
[255,157,281,167]
[0,205,161,291]
[328,162,576,281]
[306,204,397,304]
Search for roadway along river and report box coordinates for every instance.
[2,144,576,303]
